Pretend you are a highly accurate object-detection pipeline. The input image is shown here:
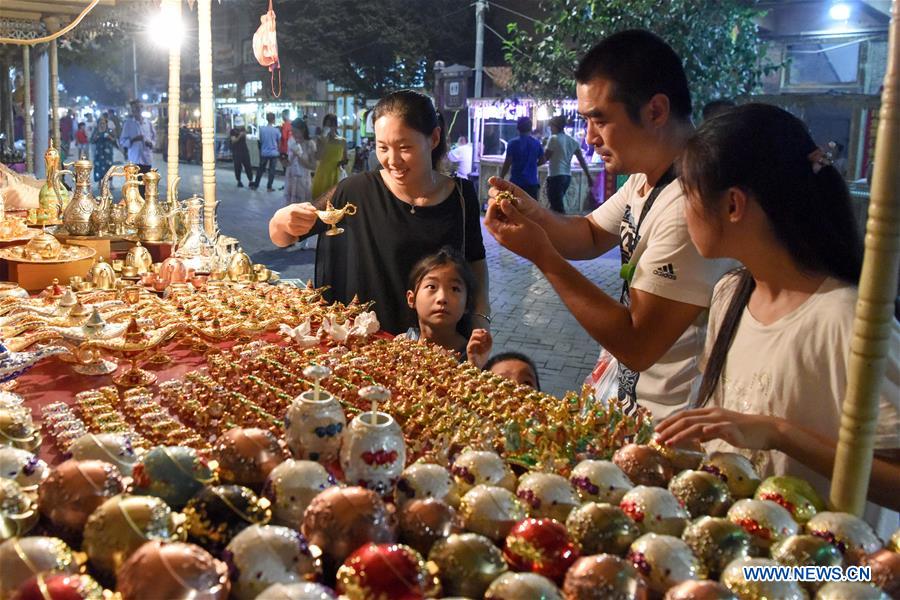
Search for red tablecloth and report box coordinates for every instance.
[16,335,278,465]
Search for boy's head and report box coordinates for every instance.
[484,352,540,390]
[549,115,567,134]
[266,112,276,124]
[407,247,476,331]
[78,123,85,129]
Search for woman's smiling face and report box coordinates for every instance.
[374,114,438,186]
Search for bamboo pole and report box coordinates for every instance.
[48,37,60,151]
[165,0,181,199]
[197,0,218,239]
[829,0,900,515]
[23,45,33,174]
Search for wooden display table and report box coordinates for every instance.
[7,254,96,292]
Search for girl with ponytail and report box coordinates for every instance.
[655,104,900,535]
[270,90,489,334]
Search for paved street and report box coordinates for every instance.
[157,156,621,397]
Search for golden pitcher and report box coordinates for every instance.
[121,163,145,228]
[136,170,168,243]
[54,159,96,237]
[37,140,67,224]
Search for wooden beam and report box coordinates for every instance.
[0,10,43,20]
[2,1,86,15]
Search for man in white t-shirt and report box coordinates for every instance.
[485,30,732,420]
[447,136,473,179]
[543,116,593,214]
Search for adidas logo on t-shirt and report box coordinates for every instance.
[653,263,677,280]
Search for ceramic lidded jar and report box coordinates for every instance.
[339,385,405,496]
[284,366,346,463]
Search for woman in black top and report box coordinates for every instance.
[269,90,490,334]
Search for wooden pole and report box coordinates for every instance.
[165,0,181,199]
[830,0,900,515]
[198,0,218,239]
[23,45,33,174]
[48,37,60,150]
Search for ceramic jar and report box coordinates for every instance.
[284,390,346,463]
[340,411,406,496]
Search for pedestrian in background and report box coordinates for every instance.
[252,112,282,191]
[230,119,253,188]
[543,116,593,214]
[501,116,544,201]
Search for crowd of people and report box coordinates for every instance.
[269,29,899,539]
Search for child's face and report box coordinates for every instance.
[407,264,467,330]
[489,359,538,389]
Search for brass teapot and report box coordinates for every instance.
[136,170,168,242]
[125,241,153,275]
[54,159,97,236]
[88,257,117,290]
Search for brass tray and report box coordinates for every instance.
[0,228,39,243]
[0,244,96,264]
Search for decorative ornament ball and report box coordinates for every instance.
[726,499,799,551]
[619,485,689,536]
[336,543,439,600]
[515,472,580,523]
[613,444,674,488]
[395,463,457,507]
[182,484,272,555]
[503,518,579,582]
[0,477,38,541]
[720,557,808,600]
[0,446,48,491]
[753,476,825,524]
[805,511,882,565]
[450,450,516,495]
[627,533,706,596]
[214,427,286,492]
[562,554,649,600]
[82,493,186,577]
[668,470,733,518]
[116,541,230,600]
[301,485,396,570]
[459,484,527,542]
[0,536,81,597]
[565,501,640,556]
[770,534,844,571]
[815,581,889,599]
[398,497,460,556]
[70,433,140,476]
[428,533,507,598]
[484,572,562,599]
[649,436,705,472]
[681,516,752,578]
[256,582,338,599]
[860,549,900,598]
[699,453,760,499]
[663,580,737,600]
[132,445,215,510]
[263,459,336,530]
[14,573,106,600]
[569,459,634,504]
[223,525,322,600]
[38,459,124,541]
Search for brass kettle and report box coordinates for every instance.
[54,159,97,236]
[125,241,153,275]
[136,170,168,242]
[89,257,117,290]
